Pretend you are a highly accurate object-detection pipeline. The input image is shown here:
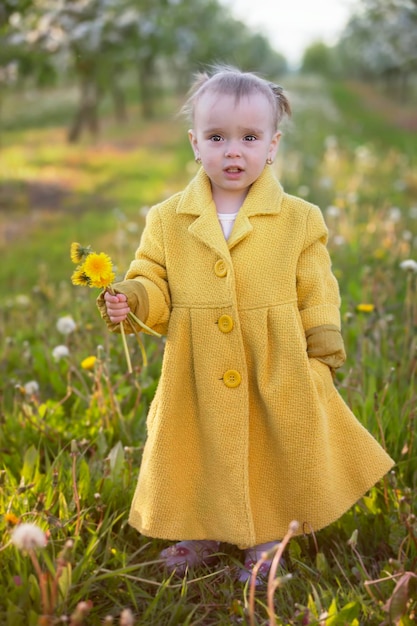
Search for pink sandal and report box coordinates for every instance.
[238,541,281,585]
[160,540,220,575]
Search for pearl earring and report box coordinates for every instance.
[266,158,273,165]
[195,156,202,164]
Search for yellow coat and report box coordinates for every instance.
[99,167,394,548]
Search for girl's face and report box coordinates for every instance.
[189,90,281,207]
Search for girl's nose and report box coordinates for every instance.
[225,142,241,158]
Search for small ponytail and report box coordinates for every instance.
[268,83,292,122]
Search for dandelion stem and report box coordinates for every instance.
[127,316,148,367]
[119,321,133,374]
[127,311,161,338]
[28,549,51,620]
[71,441,82,537]
[266,524,298,626]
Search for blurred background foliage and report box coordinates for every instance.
[0,0,416,143]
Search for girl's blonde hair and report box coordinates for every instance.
[183,65,291,129]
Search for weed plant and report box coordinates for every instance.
[0,77,416,625]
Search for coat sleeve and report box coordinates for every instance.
[297,205,346,369]
[122,205,171,336]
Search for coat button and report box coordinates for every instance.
[223,370,241,388]
[214,259,227,277]
[218,314,234,333]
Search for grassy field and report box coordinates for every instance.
[0,76,416,625]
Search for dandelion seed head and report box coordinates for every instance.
[297,185,309,197]
[12,523,47,550]
[324,135,337,149]
[120,608,135,626]
[289,520,300,533]
[402,230,413,241]
[332,235,345,246]
[23,380,39,396]
[400,259,417,272]
[387,206,402,223]
[326,205,340,218]
[57,315,77,335]
[52,345,70,361]
[126,222,139,233]
[15,294,31,307]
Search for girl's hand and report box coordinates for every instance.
[104,290,130,323]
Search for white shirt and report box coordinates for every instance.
[217,211,239,240]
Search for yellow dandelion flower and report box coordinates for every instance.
[83,252,115,288]
[70,242,92,264]
[71,264,91,287]
[81,355,97,370]
[5,512,20,525]
[356,303,375,313]
[69,243,161,374]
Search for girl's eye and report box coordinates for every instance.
[210,135,223,142]
[244,135,257,141]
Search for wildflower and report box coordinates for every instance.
[356,304,375,313]
[52,345,70,361]
[70,242,92,264]
[57,315,77,335]
[12,523,47,550]
[5,512,20,525]
[400,259,417,273]
[81,355,97,370]
[24,380,39,396]
[83,252,115,288]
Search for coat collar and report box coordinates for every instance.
[176,166,284,253]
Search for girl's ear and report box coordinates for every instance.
[268,130,282,162]
[188,129,199,159]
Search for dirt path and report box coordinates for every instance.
[347,81,417,131]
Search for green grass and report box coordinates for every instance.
[1,77,417,625]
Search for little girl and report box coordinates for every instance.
[97,66,394,582]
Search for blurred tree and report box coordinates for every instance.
[0,0,289,141]
[338,0,417,102]
[300,41,336,76]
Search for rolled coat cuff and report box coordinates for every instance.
[306,324,346,370]
[96,279,149,334]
